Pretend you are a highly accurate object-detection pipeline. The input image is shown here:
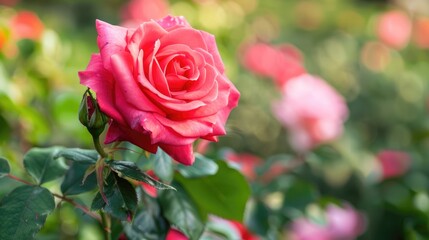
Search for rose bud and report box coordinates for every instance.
[78,90,108,137]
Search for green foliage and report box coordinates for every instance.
[61,162,97,195]
[282,179,319,212]
[107,160,175,190]
[91,172,137,221]
[23,147,68,185]
[0,185,55,240]
[123,192,169,240]
[176,160,251,221]
[152,149,174,182]
[55,148,98,164]
[177,153,219,178]
[0,157,10,178]
[158,184,205,240]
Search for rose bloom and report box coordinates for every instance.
[79,16,240,165]
[413,17,429,49]
[166,228,188,240]
[242,43,306,88]
[272,74,348,152]
[376,150,411,179]
[326,204,366,240]
[376,10,411,49]
[121,0,169,28]
[10,11,44,40]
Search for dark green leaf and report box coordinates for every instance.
[0,185,55,240]
[61,162,97,195]
[175,160,251,221]
[90,172,137,221]
[107,160,175,190]
[246,200,270,236]
[0,157,10,177]
[177,153,219,178]
[54,148,98,164]
[282,179,319,212]
[23,147,68,184]
[158,184,205,240]
[153,149,173,182]
[123,194,168,240]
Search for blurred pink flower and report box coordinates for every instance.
[120,0,169,27]
[242,43,306,88]
[10,11,44,40]
[166,228,188,240]
[289,218,332,240]
[376,150,411,179]
[326,204,366,239]
[272,74,348,152]
[413,17,429,49]
[376,10,411,49]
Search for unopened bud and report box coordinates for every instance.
[79,89,108,137]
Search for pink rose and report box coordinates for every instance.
[242,43,306,88]
[272,74,348,152]
[166,228,188,240]
[120,0,169,28]
[289,218,332,240]
[79,16,240,165]
[326,204,366,239]
[376,150,410,179]
[376,10,411,49]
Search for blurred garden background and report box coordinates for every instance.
[2,0,429,239]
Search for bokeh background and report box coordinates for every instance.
[2,0,429,239]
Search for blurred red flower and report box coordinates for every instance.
[413,17,429,49]
[166,228,188,240]
[229,220,260,240]
[376,10,411,49]
[376,150,411,179]
[10,11,44,40]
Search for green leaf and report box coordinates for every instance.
[123,193,168,240]
[55,148,98,164]
[23,147,68,184]
[0,157,10,178]
[90,172,137,221]
[61,162,97,195]
[177,153,219,178]
[153,148,173,182]
[158,184,205,240]
[282,179,319,212]
[175,160,251,221]
[107,160,175,190]
[0,185,55,240]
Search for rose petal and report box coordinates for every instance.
[96,20,128,71]
[159,143,195,165]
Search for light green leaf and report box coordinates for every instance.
[177,153,219,178]
[0,185,55,240]
[23,147,68,184]
[0,157,10,178]
[158,184,205,240]
[175,160,251,221]
[153,149,173,182]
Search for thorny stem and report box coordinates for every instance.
[7,174,102,224]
